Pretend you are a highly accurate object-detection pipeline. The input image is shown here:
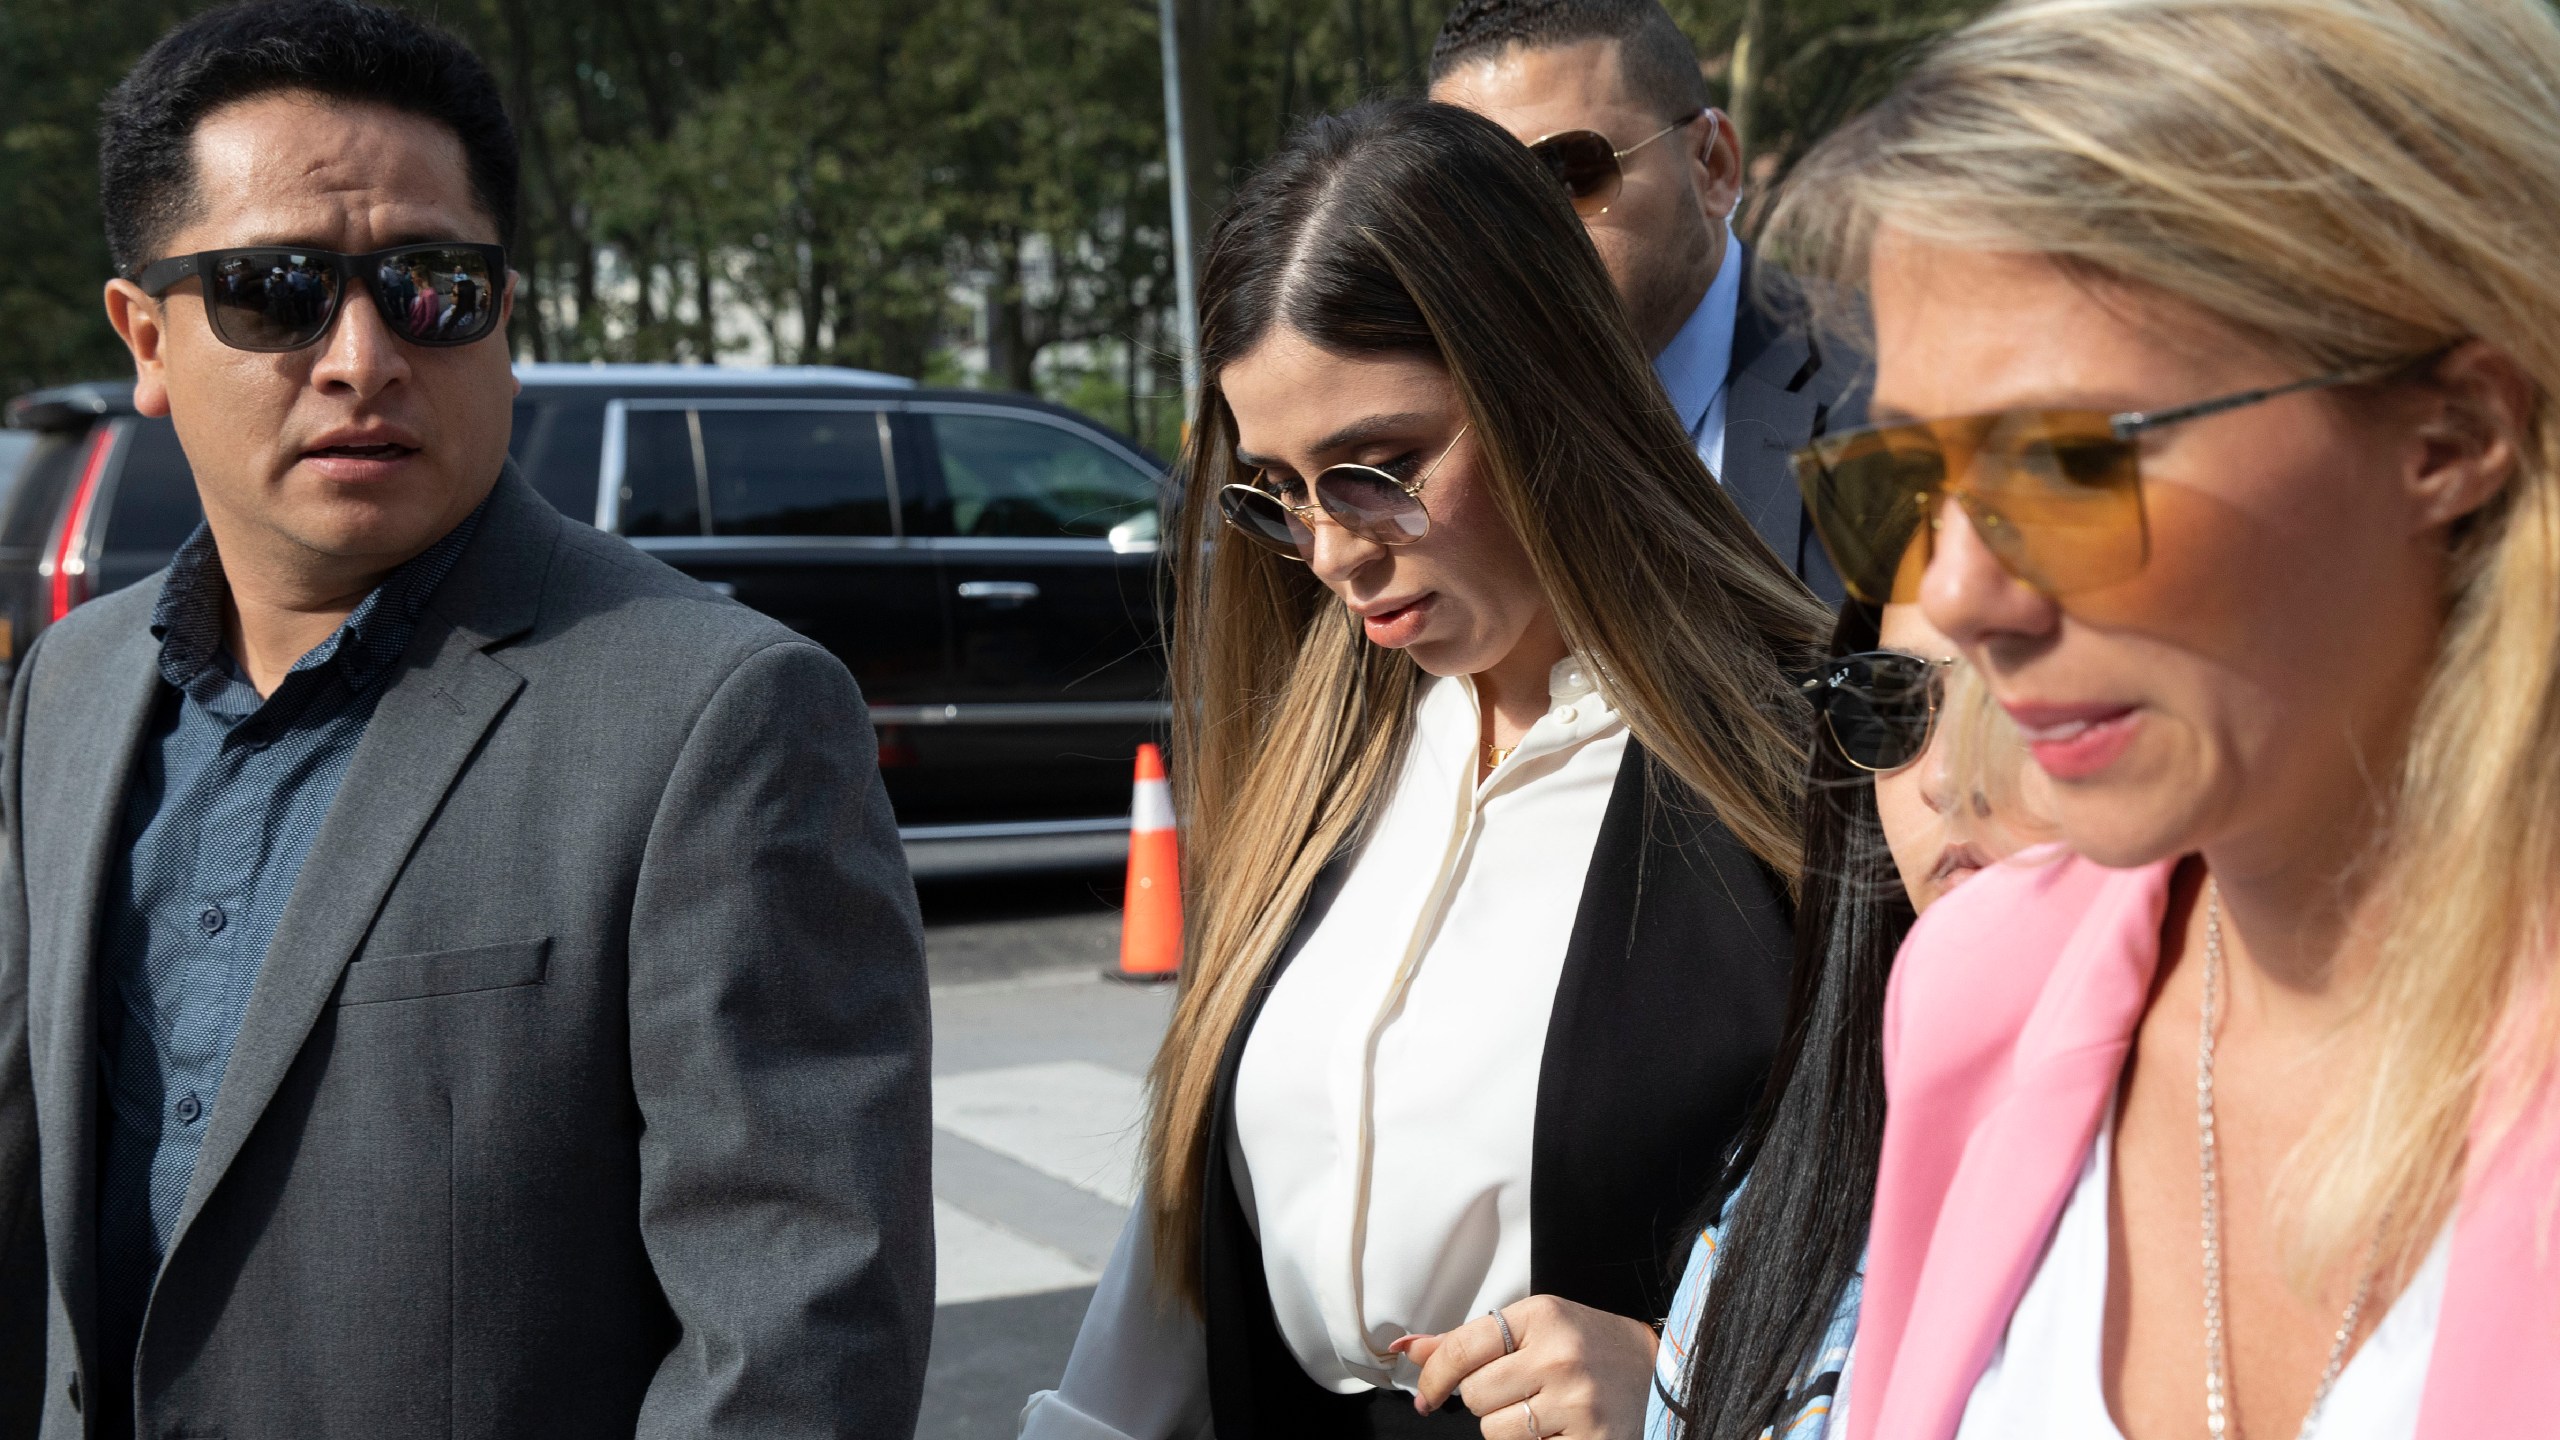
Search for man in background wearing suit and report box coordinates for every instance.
[1433,0,1860,604]
[0,2,933,1435]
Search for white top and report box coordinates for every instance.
[1953,1097,2452,1440]
[1020,658,1631,1439]
[1650,226,1745,480]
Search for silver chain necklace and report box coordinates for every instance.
[2198,881,2377,1440]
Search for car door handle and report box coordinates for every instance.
[956,580,1040,605]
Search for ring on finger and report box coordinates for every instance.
[1519,1398,1542,1439]
[1489,1306,1517,1356]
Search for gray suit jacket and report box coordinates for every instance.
[0,468,934,1438]
[1721,254,1867,607]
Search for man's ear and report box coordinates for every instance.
[103,278,175,418]
[2407,340,2535,533]
[1688,108,1743,226]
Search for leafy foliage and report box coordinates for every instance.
[0,0,1987,444]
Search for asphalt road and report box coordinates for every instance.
[915,865,1174,1439]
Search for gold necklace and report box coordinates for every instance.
[1482,741,1517,770]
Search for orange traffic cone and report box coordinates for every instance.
[1109,744,1182,983]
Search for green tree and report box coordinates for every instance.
[0,0,200,399]
[0,0,1988,441]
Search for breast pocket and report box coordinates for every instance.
[336,938,550,1006]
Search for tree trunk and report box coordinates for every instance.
[694,242,718,362]
[1348,0,1373,93]
[1730,0,1768,158]
[1177,0,1230,273]
[630,239,657,358]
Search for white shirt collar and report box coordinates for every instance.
[1444,655,1623,792]
[1650,227,1745,438]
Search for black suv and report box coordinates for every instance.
[0,365,1169,852]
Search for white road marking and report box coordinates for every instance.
[934,1199,1099,1305]
[933,1060,1146,1208]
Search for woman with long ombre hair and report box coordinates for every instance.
[1762,0,2560,1435]
[1018,97,1829,1438]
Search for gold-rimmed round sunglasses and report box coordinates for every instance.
[1218,424,1472,561]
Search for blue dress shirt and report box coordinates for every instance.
[93,503,484,1368]
[1651,227,1746,481]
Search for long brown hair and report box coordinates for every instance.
[1144,97,1831,1304]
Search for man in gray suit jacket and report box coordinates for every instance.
[0,3,933,1435]
[1431,0,1864,605]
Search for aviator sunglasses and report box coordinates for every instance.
[1801,650,1954,773]
[1219,423,1472,561]
[129,242,509,352]
[1529,111,1703,217]
[1792,348,2451,605]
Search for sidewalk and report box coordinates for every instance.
[917,875,1175,1438]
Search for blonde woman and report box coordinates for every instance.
[1771,0,2560,1435]
[1018,97,1830,1439]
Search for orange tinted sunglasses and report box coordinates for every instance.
[1793,351,2448,604]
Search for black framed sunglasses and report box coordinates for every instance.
[1800,650,1955,773]
[1528,111,1703,217]
[129,242,509,352]
[1218,424,1472,561]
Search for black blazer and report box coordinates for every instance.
[1722,254,1868,608]
[1197,741,1795,1437]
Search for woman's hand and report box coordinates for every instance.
[1392,1295,1659,1439]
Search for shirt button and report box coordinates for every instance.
[174,1093,202,1125]
[197,905,227,936]
[1556,705,1579,723]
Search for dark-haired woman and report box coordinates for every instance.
[1636,601,2039,1440]
[1016,96,1829,1439]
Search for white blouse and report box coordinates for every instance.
[1020,658,1630,1439]
[1953,1095,2451,1440]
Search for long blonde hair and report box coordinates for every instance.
[1770,0,2560,1281]
[1145,97,1832,1304]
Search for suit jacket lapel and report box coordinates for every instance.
[1531,741,1796,1318]
[27,606,165,1356]
[1722,259,1820,575]
[162,472,556,1254]
[1859,864,2170,1440]
[2417,1019,2560,1434]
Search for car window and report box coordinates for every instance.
[618,408,703,537]
[928,412,1158,543]
[512,396,605,522]
[103,418,203,552]
[1,432,85,548]
[0,431,32,501]
[700,409,893,537]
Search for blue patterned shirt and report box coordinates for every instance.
[1645,1188,1863,1440]
[94,505,483,1371]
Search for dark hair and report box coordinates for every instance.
[1144,95,1829,1302]
[1666,600,1914,1440]
[99,0,519,274]
[1430,0,1711,121]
